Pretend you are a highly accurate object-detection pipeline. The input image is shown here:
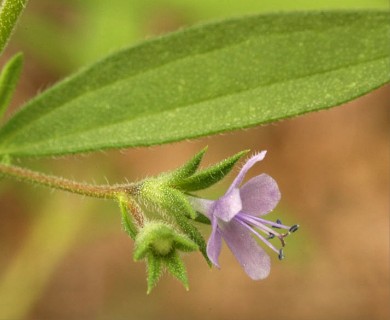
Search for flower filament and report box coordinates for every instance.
[234,213,299,260]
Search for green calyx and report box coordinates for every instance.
[134,222,198,260]
[133,222,198,293]
[138,181,209,263]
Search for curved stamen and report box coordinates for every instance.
[249,216,291,230]
[235,218,280,255]
[241,214,282,236]
[238,214,287,246]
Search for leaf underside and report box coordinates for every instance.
[0,10,388,158]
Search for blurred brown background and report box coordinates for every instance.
[0,1,389,319]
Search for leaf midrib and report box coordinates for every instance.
[1,54,387,155]
[0,15,380,145]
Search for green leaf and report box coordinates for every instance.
[174,150,248,191]
[0,53,23,119]
[0,11,389,157]
[164,0,389,20]
[14,0,388,74]
[0,0,28,55]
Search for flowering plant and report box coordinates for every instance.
[0,0,388,296]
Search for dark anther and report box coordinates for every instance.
[272,219,282,229]
[267,233,275,239]
[278,249,285,261]
[289,224,299,233]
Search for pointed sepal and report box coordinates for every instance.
[162,147,207,183]
[173,231,199,252]
[169,206,210,265]
[164,251,189,291]
[117,195,140,240]
[146,253,163,294]
[174,150,249,191]
[157,188,210,264]
[193,213,211,225]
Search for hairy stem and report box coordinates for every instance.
[0,162,138,199]
[0,0,28,54]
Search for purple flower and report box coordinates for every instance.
[188,151,298,280]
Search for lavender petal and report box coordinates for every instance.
[220,219,271,280]
[239,174,281,216]
[227,151,267,193]
[207,215,222,267]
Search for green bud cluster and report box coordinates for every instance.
[133,222,198,293]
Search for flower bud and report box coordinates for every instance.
[134,221,198,260]
[133,221,198,293]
